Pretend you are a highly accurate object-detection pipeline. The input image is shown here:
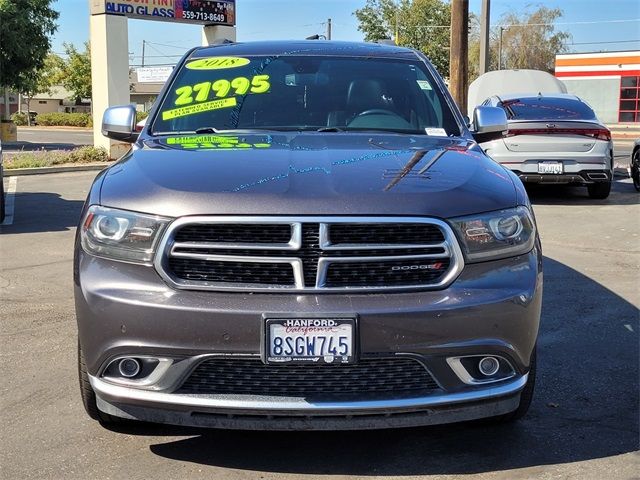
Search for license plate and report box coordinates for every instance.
[538,161,563,174]
[265,318,355,365]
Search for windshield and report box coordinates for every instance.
[499,97,597,121]
[151,55,460,136]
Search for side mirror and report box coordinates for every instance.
[471,106,508,143]
[102,105,138,143]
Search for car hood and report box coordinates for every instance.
[99,133,517,219]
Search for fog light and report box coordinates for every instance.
[478,356,500,376]
[118,358,141,378]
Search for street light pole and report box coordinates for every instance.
[498,26,507,70]
[326,18,332,40]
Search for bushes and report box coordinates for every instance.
[136,111,149,122]
[36,112,92,127]
[5,146,110,169]
[11,112,28,126]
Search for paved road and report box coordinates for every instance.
[3,127,93,152]
[0,171,638,480]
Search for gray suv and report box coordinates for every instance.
[75,41,542,430]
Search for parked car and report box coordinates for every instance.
[467,69,567,116]
[76,40,542,430]
[478,94,614,199]
[631,139,640,192]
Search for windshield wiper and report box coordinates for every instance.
[316,127,345,132]
[194,127,225,134]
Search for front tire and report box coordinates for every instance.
[78,340,122,424]
[491,346,536,423]
[587,180,611,199]
[632,150,640,192]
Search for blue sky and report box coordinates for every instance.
[52,0,639,65]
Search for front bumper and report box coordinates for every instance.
[75,247,542,429]
[92,373,526,430]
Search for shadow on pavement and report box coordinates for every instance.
[104,257,638,476]
[0,191,84,234]
[526,177,639,206]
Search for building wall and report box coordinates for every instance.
[555,51,640,123]
[560,78,620,124]
[26,99,61,114]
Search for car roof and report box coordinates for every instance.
[190,40,419,60]
[494,93,582,102]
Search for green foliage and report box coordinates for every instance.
[36,112,92,127]
[67,146,109,163]
[11,112,28,126]
[0,0,59,92]
[58,42,92,101]
[136,111,150,122]
[468,6,570,82]
[5,146,109,169]
[354,0,451,76]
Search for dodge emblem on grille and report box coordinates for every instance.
[391,262,444,271]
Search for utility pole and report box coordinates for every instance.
[479,0,490,74]
[326,18,332,40]
[449,0,469,115]
[141,40,146,67]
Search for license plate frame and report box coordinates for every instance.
[264,317,357,365]
[537,161,564,174]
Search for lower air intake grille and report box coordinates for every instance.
[177,357,439,397]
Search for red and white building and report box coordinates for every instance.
[555,50,640,124]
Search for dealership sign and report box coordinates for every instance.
[136,66,174,83]
[90,0,236,25]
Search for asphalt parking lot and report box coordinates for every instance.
[1,168,638,479]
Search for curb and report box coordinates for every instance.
[5,163,113,176]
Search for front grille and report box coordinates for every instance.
[174,224,292,244]
[158,217,462,291]
[325,258,451,287]
[177,357,439,397]
[329,223,444,245]
[168,259,294,285]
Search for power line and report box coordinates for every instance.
[567,39,640,45]
[494,18,640,28]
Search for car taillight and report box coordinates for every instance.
[505,128,611,141]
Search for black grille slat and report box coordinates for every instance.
[329,223,444,245]
[168,259,294,285]
[177,358,439,397]
[174,224,291,244]
[326,258,451,287]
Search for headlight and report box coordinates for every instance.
[80,206,171,264]
[448,206,536,262]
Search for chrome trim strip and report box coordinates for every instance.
[446,355,517,385]
[90,373,527,412]
[154,216,465,293]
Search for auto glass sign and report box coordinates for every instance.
[90,0,236,26]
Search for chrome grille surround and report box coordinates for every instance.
[154,216,465,292]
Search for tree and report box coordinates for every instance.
[0,0,59,119]
[59,42,92,102]
[354,0,451,76]
[19,53,64,125]
[469,6,570,83]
